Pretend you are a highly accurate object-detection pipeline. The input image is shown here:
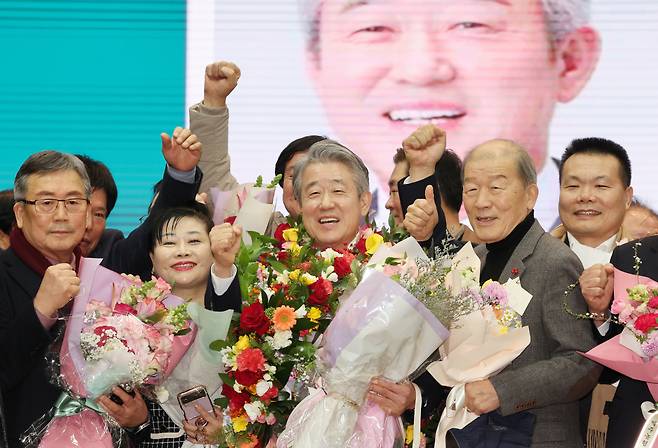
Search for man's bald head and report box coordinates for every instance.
[464,139,538,187]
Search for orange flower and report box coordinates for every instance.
[272,306,297,331]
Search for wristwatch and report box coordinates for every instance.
[125,417,151,440]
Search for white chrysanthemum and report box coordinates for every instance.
[270,330,292,349]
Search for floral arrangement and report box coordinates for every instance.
[80,275,192,397]
[212,218,393,446]
[609,242,658,358]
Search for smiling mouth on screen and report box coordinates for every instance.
[384,106,467,127]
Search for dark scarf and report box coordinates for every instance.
[480,211,535,284]
[9,227,81,276]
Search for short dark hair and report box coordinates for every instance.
[393,148,406,164]
[148,202,214,252]
[559,137,632,187]
[275,135,326,187]
[76,154,119,216]
[436,150,463,213]
[0,189,15,234]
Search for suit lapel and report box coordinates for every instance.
[498,220,544,283]
[3,249,42,300]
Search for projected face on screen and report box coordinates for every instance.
[304,0,600,188]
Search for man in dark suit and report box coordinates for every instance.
[371,125,601,447]
[0,128,202,447]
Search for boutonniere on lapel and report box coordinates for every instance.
[510,267,520,279]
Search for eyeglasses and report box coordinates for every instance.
[17,198,89,214]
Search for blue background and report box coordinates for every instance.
[0,0,186,233]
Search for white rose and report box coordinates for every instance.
[272,330,292,349]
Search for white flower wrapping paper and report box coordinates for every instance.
[276,269,449,448]
[211,184,275,244]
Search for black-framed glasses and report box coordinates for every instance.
[17,198,89,214]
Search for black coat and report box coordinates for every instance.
[0,167,203,447]
[603,236,658,448]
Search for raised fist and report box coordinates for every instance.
[402,125,446,181]
[210,223,243,277]
[204,61,241,108]
[161,127,202,172]
[34,263,80,317]
[403,185,439,242]
[579,263,614,319]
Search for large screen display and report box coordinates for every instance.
[186,0,658,227]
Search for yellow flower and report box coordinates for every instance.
[282,228,299,242]
[405,425,414,445]
[499,326,509,335]
[482,279,492,288]
[288,269,301,282]
[235,335,251,353]
[285,241,301,256]
[307,307,322,322]
[232,414,249,433]
[365,233,384,255]
[300,273,318,286]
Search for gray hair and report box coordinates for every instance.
[298,0,590,52]
[292,139,370,202]
[463,139,537,187]
[14,150,92,200]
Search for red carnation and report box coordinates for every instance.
[240,302,271,336]
[113,303,137,316]
[236,348,266,373]
[333,254,354,279]
[649,296,658,309]
[222,383,250,412]
[274,223,292,244]
[308,277,333,306]
[634,313,658,334]
[277,250,289,261]
[224,215,237,225]
[233,369,263,387]
[355,237,367,254]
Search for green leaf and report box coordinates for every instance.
[254,175,263,187]
[218,372,234,387]
[214,396,228,408]
[209,339,232,352]
[142,309,167,324]
[293,318,318,331]
[288,341,316,359]
[260,288,269,308]
[175,327,192,336]
[274,361,294,386]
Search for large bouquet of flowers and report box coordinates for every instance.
[276,239,475,448]
[212,219,391,447]
[427,243,531,448]
[21,258,195,448]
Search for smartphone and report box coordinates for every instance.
[177,385,215,424]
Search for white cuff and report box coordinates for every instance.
[597,318,611,336]
[210,264,237,295]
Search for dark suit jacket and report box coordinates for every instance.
[398,174,447,251]
[603,236,658,448]
[0,167,202,447]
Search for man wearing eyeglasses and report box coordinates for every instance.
[0,128,203,447]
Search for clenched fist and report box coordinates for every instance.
[210,223,243,277]
[402,125,446,181]
[204,61,241,108]
[161,127,202,172]
[404,184,439,242]
[34,263,80,318]
[580,263,614,324]
[465,379,500,415]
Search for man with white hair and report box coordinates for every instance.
[298,0,600,225]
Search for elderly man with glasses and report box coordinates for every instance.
[0,128,203,447]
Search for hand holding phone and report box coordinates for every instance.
[178,385,215,424]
